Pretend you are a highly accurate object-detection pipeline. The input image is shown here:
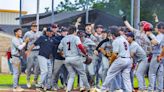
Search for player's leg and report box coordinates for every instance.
[51,59,64,90]
[37,55,48,88]
[101,58,130,91]
[65,62,76,91]
[87,61,95,87]
[148,55,160,91]
[33,51,40,84]
[156,63,163,92]
[26,52,34,88]
[44,59,53,90]
[101,56,109,82]
[60,65,68,88]
[121,58,132,92]
[71,58,90,91]
[12,56,24,91]
[136,59,149,91]
[109,74,122,92]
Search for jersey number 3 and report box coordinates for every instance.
[123,42,128,50]
[67,42,71,50]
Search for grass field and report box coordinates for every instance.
[0,74,149,88]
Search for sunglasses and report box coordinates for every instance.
[32,25,37,27]
[52,26,58,28]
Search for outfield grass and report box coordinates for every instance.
[0,74,149,88]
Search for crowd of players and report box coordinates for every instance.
[10,14,164,92]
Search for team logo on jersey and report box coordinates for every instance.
[45,39,48,41]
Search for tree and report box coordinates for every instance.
[56,0,164,24]
[56,0,78,12]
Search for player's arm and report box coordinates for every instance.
[13,38,29,50]
[77,44,87,56]
[157,47,164,62]
[146,32,159,45]
[26,36,43,57]
[122,15,137,32]
[96,38,109,51]
[76,37,88,56]
[94,38,109,55]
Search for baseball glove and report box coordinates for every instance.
[83,55,92,65]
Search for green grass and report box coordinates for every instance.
[0,74,149,88]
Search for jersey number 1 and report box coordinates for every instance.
[67,42,71,50]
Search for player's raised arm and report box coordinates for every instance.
[122,15,137,32]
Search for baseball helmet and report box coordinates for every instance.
[140,21,153,31]
[143,22,153,31]
[109,26,120,37]
[77,30,86,37]
[139,21,148,26]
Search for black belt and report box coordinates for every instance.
[120,56,130,58]
[32,49,39,51]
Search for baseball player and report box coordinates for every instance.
[95,30,123,92]
[96,31,112,82]
[77,30,96,89]
[126,32,148,91]
[26,28,59,91]
[11,28,29,91]
[23,22,42,88]
[58,25,90,92]
[51,27,68,91]
[148,22,164,92]
[123,16,153,56]
[101,26,132,92]
[155,22,164,90]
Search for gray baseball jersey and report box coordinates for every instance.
[11,37,24,56]
[100,39,113,52]
[130,41,147,62]
[153,33,164,54]
[23,31,42,50]
[83,38,96,55]
[58,34,82,57]
[133,30,152,55]
[112,36,130,57]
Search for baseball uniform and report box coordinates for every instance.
[58,34,90,91]
[130,41,148,91]
[101,36,132,92]
[34,35,59,89]
[148,33,164,92]
[79,37,96,87]
[11,37,26,88]
[23,31,42,85]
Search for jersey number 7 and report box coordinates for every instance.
[67,42,71,50]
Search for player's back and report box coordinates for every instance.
[113,36,130,58]
[61,34,81,57]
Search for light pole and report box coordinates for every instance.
[131,0,134,27]
[19,0,22,27]
[51,0,54,24]
[36,0,40,31]
[85,0,89,24]
[134,0,140,30]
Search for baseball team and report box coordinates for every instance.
[10,15,164,92]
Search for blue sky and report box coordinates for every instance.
[0,0,74,14]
